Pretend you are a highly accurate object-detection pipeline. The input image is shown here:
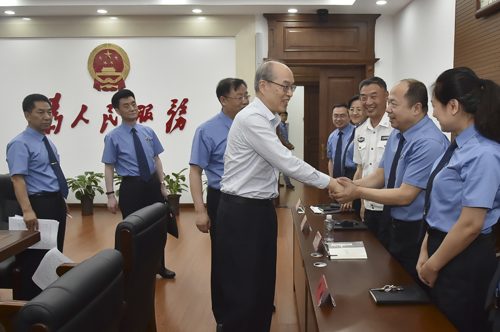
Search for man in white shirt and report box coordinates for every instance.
[353,77,393,248]
[216,60,342,332]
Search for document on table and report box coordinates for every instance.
[326,241,368,259]
[9,215,59,250]
[32,247,74,290]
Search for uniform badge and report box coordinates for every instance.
[146,137,150,141]
[358,137,365,143]
[381,135,390,141]
[88,43,130,92]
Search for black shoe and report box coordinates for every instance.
[279,183,285,187]
[286,183,295,189]
[216,324,223,332]
[158,268,176,279]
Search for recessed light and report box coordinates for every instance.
[288,9,298,13]
[97,9,108,14]
[192,9,202,13]
[22,17,31,21]
[4,10,15,15]
[376,1,387,5]
[197,17,206,20]
[110,17,118,20]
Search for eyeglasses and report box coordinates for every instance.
[266,80,297,93]
[333,114,348,119]
[225,95,251,102]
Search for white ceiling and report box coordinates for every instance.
[0,0,412,17]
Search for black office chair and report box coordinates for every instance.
[115,202,168,332]
[0,248,125,332]
[0,174,21,289]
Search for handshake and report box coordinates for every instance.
[327,177,360,204]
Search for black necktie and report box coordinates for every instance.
[341,128,356,177]
[132,128,151,182]
[333,131,343,178]
[42,136,68,198]
[382,133,405,220]
[424,140,458,217]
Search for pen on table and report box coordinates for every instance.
[66,213,73,218]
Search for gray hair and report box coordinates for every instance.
[254,59,284,93]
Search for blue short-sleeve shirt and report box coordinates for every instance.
[327,123,356,168]
[427,125,500,234]
[6,126,61,195]
[102,122,163,176]
[189,110,232,189]
[279,122,289,144]
[379,116,450,221]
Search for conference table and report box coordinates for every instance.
[291,187,457,332]
[0,230,40,263]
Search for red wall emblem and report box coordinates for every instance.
[88,43,130,92]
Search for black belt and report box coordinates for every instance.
[345,167,357,170]
[30,191,62,198]
[221,192,274,206]
[207,186,221,193]
[122,172,157,181]
[391,218,420,228]
[427,227,448,240]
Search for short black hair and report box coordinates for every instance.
[332,102,349,114]
[22,94,51,113]
[216,78,248,103]
[347,95,360,109]
[112,89,135,109]
[359,77,387,93]
[401,79,428,113]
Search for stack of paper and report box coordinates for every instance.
[326,241,367,259]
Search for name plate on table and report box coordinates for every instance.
[295,198,305,214]
[326,241,367,260]
[316,275,336,306]
[300,215,311,231]
[313,231,322,251]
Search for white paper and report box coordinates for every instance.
[327,241,368,260]
[32,247,74,290]
[310,206,341,214]
[9,215,59,250]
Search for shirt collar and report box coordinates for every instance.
[455,124,478,148]
[339,123,355,135]
[120,121,137,133]
[218,109,233,130]
[400,115,431,143]
[367,112,391,130]
[25,126,45,141]
[253,97,281,125]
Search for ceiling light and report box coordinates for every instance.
[192,9,202,13]
[110,17,118,20]
[288,9,298,13]
[97,9,108,14]
[197,17,206,20]
[4,10,15,15]
[22,17,31,21]
[376,1,387,5]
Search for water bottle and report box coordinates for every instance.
[324,214,334,242]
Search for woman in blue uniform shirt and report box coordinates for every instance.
[417,67,500,332]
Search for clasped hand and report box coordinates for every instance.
[330,177,360,204]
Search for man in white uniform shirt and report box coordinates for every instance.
[216,60,342,332]
[353,77,393,248]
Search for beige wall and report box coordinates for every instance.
[0,15,257,93]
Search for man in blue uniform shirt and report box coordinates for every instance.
[189,77,249,328]
[6,93,69,300]
[334,79,450,280]
[277,111,295,189]
[102,89,174,278]
[327,103,355,179]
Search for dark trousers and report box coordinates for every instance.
[388,218,422,281]
[428,230,496,332]
[207,186,223,324]
[364,209,390,248]
[344,167,361,219]
[216,196,277,332]
[119,175,167,269]
[16,193,66,300]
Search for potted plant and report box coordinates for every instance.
[164,168,188,215]
[67,171,105,215]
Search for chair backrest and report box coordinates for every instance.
[16,249,124,332]
[115,202,168,332]
[0,174,20,230]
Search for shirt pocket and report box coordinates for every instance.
[376,140,387,163]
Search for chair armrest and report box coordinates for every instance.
[0,301,27,332]
[56,263,78,277]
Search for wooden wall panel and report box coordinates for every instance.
[455,0,500,83]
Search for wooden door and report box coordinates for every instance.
[304,85,320,170]
[318,66,365,174]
